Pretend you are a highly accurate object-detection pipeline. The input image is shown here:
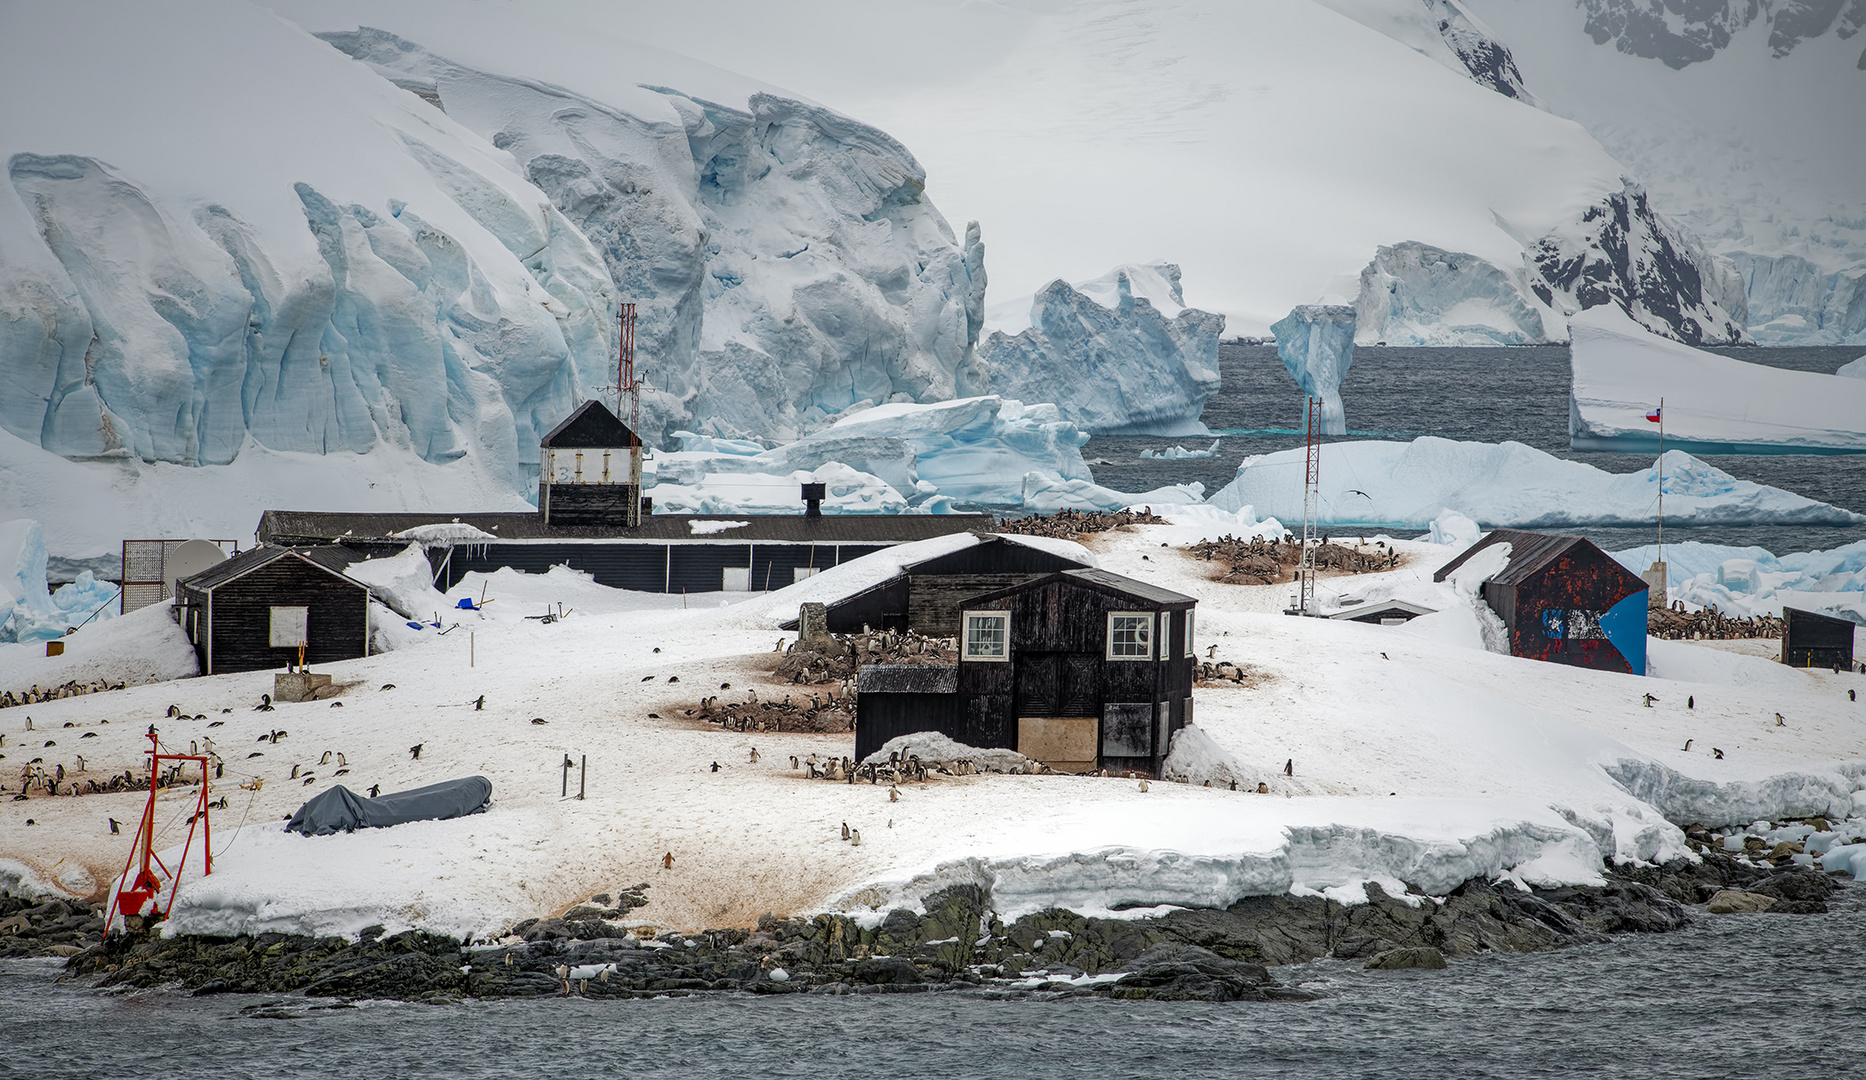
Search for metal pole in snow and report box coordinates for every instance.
[579,755,586,801]
[470,632,475,668]
[561,754,571,797]
[1657,396,1664,564]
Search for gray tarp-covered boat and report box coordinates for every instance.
[286,776,493,836]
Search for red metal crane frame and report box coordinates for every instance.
[107,727,212,929]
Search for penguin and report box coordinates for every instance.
[473,695,485,711]
[1284,758,1293,776]
[641,675,654,682]
[254,694,273,712]
[247,752,264,759]
[166,705,181,718]
[334,769,349,777]
[790,755,800,770]
[336,753,347,768]
[531,718,548,725]
[888,786,899,802]
[291,764,301,779]
[1713,748,1725,759]
[1683,739,1693,752]
[368,784,381,797]
[208,721,224,728]
[319,751,331,765]
[1687,695,1694,710]
[668,676,678,684]
[108,817,121,834]
[380,684,395,691]
[841,821,851,840]
[1642,693,1658,707]
[749,747,759,764]
[709,761,720,772]
[302,776,316,786]
[1257,782,1269,794]
[1138,780,1149,792]
[662,851,674,870]
[409,743,422,760]
[329,702,343,708]
[1775,713,1785,727]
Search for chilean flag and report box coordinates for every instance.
[1645,406,1662,423]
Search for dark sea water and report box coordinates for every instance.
[1089,344,1866,555]
[4,885,1860,1079]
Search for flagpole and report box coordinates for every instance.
[1656,396,1664,564]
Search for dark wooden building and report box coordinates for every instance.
[1433,529,1648,675]
[257,510,990,595]
[538,400,641,527]
[854,568,1197,775]
[782,534,1091,635]
[174,546,371,676]
[1780,606,1856,669]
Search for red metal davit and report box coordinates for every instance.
[107,727,213,929]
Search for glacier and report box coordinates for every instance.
[1569,307,1866,454]
[978,263,1224,436]
[1206,437,1866,529]
[1272,305,1357,435]
[319,27,987,444]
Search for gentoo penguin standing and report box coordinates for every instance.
[1284,759,1293,776]
[841,821,851,840]
[662,851,674,870]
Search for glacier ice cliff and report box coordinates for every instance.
[1272,305,1357,435]
[1354,241,1553,346]
[1730,252,1866,345]
[978,264,1223,435]
[321,28,987,446]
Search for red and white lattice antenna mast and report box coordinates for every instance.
[1298,395,1322,615]
[617,302,642,527]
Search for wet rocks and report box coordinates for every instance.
[1706,890,1776,914]
[0,893,106,958]
[1364,947,1448,970]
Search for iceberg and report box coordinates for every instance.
[979,264,1224,435]
[1569,308,1866,453]
[0,520,118,644]
[1272,305,1357,435]
[1206,437,1865,529]
[1354,242,1556,346]
[1139,441,1221,461]
[1840,355,1866,379]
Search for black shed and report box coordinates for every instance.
[174,546,371,675]
[538,400,642,527]
[1780,607,1855,669]
[1433,529,1649,675]
[854,568,1197,775]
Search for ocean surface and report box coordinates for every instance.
[1090,344,1866,555]
[4,884,1860,1079]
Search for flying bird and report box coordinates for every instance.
[1346,489,1371,499]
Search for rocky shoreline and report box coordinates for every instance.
[1,852,1843,1005]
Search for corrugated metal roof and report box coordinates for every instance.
[857,664,959,694]
[258,509,993,545]
[540,399,639,448]
[1431,528,1586,585]
[179,545,368,593]
[965,567,1196,608]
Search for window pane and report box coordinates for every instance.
[1109,613,1152,658]
[964,613,1007,659]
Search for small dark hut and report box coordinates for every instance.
[1327,598,1436,625]
[1433,529,1648,675]
[538,400,642,527]
[1780,607,1855,669]
[174,546,371,676]
[783,534,1091,635]
[854,568,1197,775]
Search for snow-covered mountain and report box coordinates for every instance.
[1455,0,1866,344]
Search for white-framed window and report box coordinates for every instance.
[269,606,309,648]
[1106,612,1154,660]
[961,610,1010,662]
[721,567,752,592]
[792,566,820,583]
[1183,609,1196,657]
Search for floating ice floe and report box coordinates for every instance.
[1139,440,1222,460]
[0,520,119,643]
[1611,539,1866,624]
[647,396,1203,514]
[1273,304,1358,436]
[1206,437,1864,528]
[1569,307,1866,453]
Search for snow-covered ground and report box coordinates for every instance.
[1569,308,1866,454]
[2,519,1860,941]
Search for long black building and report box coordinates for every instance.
[257,510,992,595]
[781,534,1091,635]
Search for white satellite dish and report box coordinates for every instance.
[166,539,228,595]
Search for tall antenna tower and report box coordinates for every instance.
[617,302,642,528]
[1297,395,1322,615]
